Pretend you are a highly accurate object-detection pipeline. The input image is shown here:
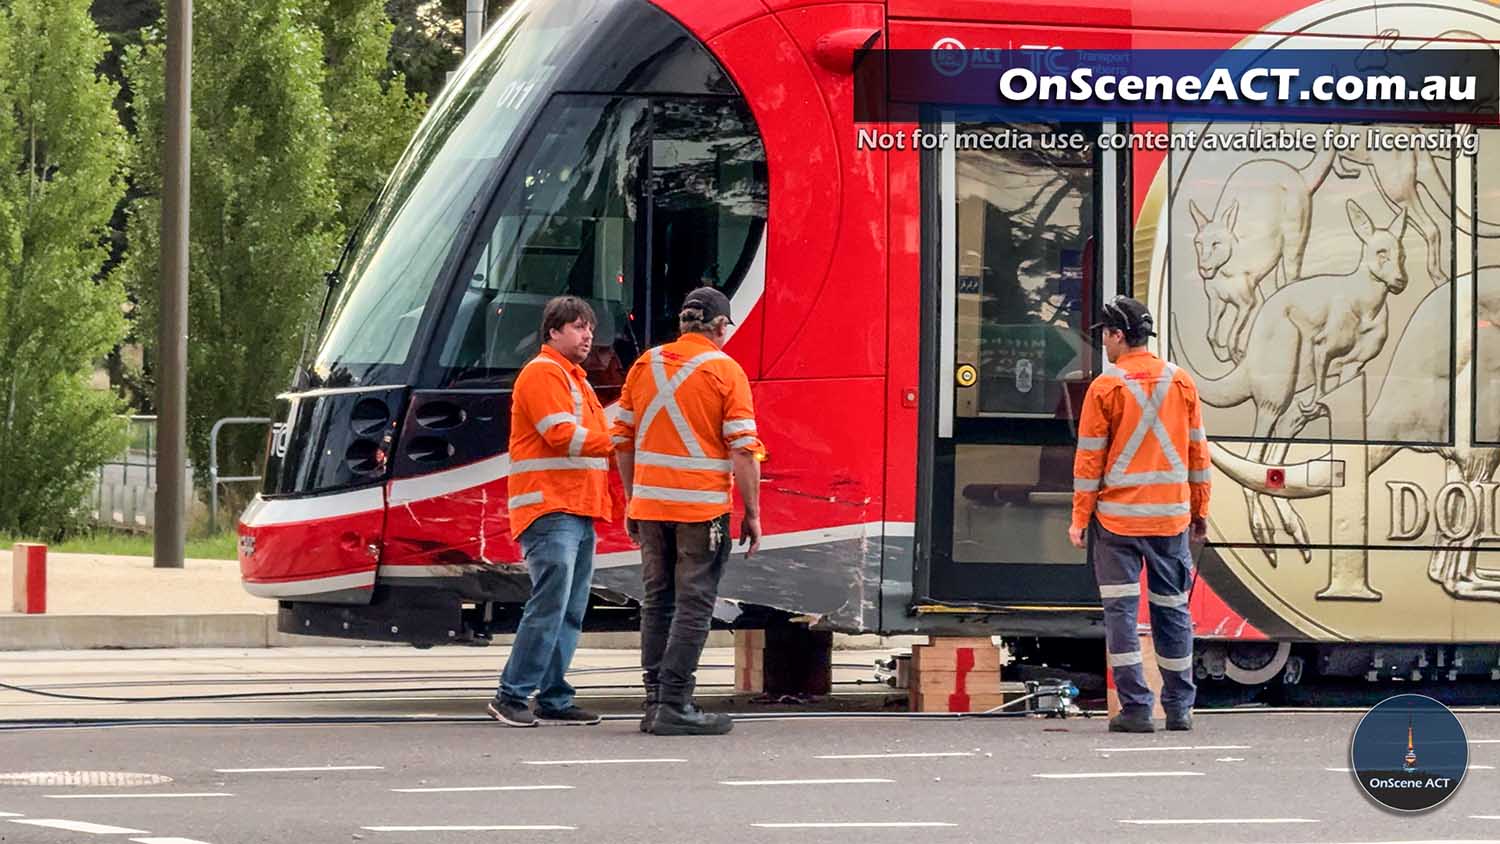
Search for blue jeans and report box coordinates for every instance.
[498,513,595,711]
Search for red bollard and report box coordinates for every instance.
[11,543,46,614]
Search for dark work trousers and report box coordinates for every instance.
[1092,520,1197,716]
[638,514,732,706]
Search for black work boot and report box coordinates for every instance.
[1165,710,1193,732]
[1108,708,1156,733]
[649,702,733,736]
[640,685,660,734]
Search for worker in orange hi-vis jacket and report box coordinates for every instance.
[612,286,764,737]
[488,296,614,729]
[1068,295,1211,736]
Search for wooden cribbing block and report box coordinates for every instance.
[734,629,765,693]
[734,626,832,696]
[909,636,1003,713]
[1105,631,1167,720]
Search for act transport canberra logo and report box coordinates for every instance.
[1351,694,1468,812]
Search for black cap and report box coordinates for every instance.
[1091,295,1156,338]
[681,286,735,325]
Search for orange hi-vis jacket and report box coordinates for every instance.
[1072,348,1211,537]
[611,333,763,523]
[507,344,614,540]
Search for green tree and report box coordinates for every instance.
[123,0,340,514]
[312,0,423,232]
[0,0,131,537]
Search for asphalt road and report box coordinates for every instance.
[0,712,1498,843]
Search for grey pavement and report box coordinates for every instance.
[0,709,1497,843]
[0,648,1496,843]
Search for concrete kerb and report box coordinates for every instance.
[0,614,926,652]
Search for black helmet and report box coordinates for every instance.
[1092,295,1156,342]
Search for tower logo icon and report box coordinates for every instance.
[1351,694,1467,812]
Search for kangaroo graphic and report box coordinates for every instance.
[1338,28,1500,284]
[1188,145,1337,364]
[1176,199,1409,564]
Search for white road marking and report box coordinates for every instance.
[1471,815,1500,819]
[1094,745,1251,753]
[522,758,685,766]
[214,766,383,773]
[1470,739,1500,744]
[45,793,233,800]
[391,785,574,793]
[132,839,216,844]
[814,752,973,760]
[720,785,894,791]
[753,822,957,829]
[1216,757,1245,762]
[1034,771,1205,779]
[0,812,19,817]
[11,819,151,834]
[362,825,576,832]
[1120,819,1318,825]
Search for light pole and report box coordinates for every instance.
[155,0,191,569]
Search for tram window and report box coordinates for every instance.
[1167,122,1453,444]
[438,96,649,388]
[648,98,767,341]
[311,0,585,386]
[953,122,1094,421]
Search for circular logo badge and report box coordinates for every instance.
[955,363,978,388]
[1351,693,1467,813]
[931,37,968,77]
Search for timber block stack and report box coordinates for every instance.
[910,636,1004,712]
[733,629,766,693]
[733,626,833,696]
[1105,630,1167,720]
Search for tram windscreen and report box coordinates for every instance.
[309,0,589,387]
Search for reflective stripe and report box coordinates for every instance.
[615,408,634,425]
[1156,653,1193,672]
[611,435,630,445]
[1098,582,1140,599]
[1078,436,1107,451]
[1108,651,1143,668]
[569,425,587,458]
[633,484,730,504]
[728,435,759,450]
[1189,427,1206,442]
[1149,590,1190,607]
[638,349,727,458]
[723,419,756,436]
[1188,468,1212,483]
[636,451,732,472]
[509,457,608,474]
[535,412,575,435]
[1074,477,1101,492]
[1106,361,1187,488]
[1097,500,1190,518]
[528,355,584,419]
[508,491,543,509]
[1108,469,1188,488]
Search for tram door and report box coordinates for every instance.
[921,120,1125,605]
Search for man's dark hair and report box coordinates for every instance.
[540,295,596,343]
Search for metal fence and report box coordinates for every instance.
[89,414,272,533]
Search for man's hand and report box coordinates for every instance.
[1190,517,1208,544]
[739,512,762,558]
[1068,524,1086,549]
